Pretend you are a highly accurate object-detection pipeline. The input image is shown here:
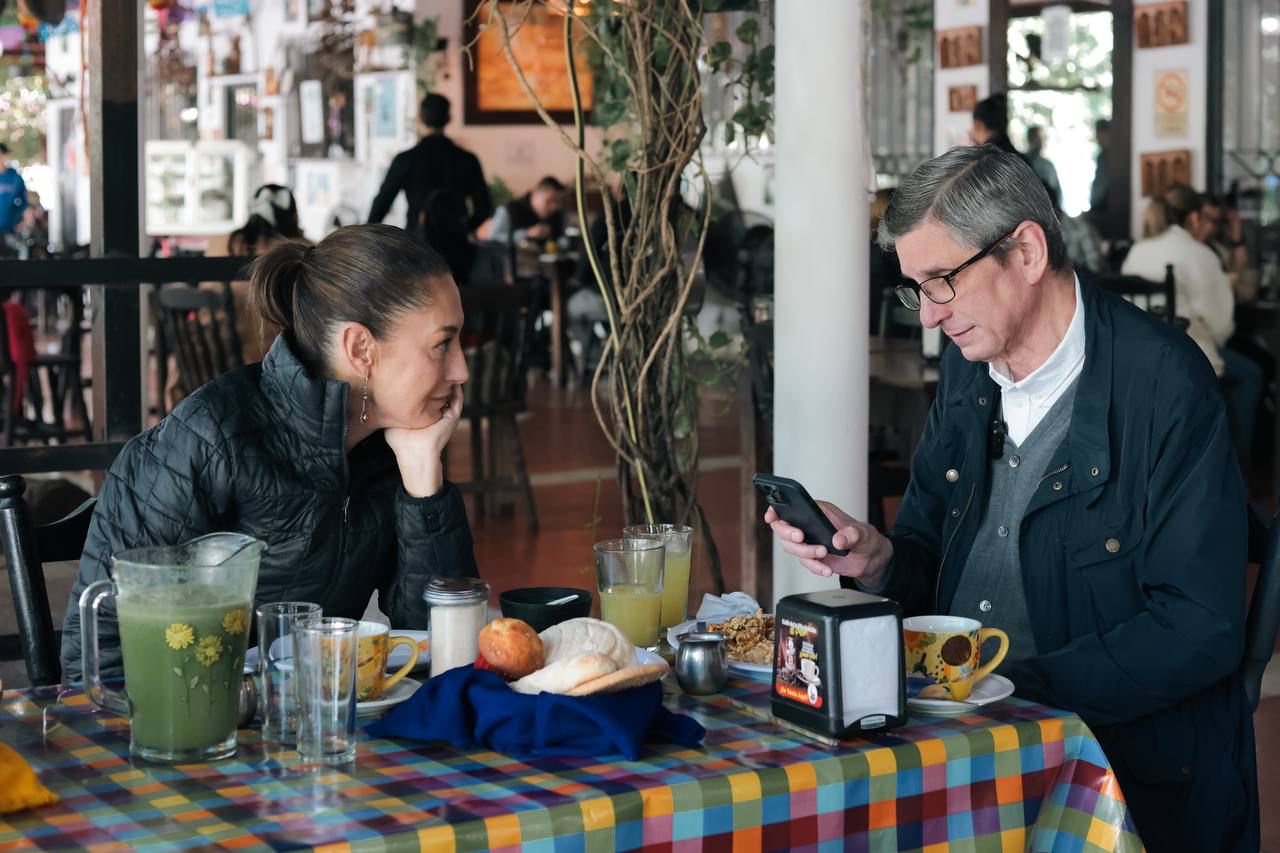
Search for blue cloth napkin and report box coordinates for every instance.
[364,666,705,760]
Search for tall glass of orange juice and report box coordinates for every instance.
[623,524,693,633]
[593,538,665,649]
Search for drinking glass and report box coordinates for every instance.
[623,524,693,630]
[256,602,322,745]
[593,538,665,648]
[293,617,359,765]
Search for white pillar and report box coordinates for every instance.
[771,0,870,606]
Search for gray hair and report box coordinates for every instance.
[877,145,1069,271]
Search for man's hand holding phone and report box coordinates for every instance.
[766,501,894,586]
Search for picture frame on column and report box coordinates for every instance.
[1139,149,1191,198]
[937,26,983,69]
[1135,1,1189,49]
[948,85,978,113]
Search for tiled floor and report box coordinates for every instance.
[1,375,1276,846]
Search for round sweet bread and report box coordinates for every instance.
[539,618,633,670]
[565,662,669,696]
[478,618,544,680]
[510,652,618,695]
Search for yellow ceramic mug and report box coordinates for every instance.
[902,615,1009,701]
[356,621,420,701]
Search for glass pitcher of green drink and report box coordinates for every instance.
[80,533,266,763]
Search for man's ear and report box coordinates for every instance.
[1013,221,1051,285]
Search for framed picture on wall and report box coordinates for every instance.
[462,0,594,125]
[1135,1,1189,49]
[937,26,983,69]
[1139,149,1191,197]
[948,85,978,113]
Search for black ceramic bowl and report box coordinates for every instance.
[499,587,593,633]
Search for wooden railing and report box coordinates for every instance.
[0,256,254,476]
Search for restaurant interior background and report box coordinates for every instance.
[0,0,1278,841]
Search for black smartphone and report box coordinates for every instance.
[753,474,849,557]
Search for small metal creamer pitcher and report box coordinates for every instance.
[674,631,728,695]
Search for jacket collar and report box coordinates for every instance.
[942,270,1114,508]
[1062,272,1114,483]
[259,335,351,452]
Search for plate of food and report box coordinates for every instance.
[669,610,775,682]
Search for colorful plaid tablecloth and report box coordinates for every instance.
[0,681,1142,852]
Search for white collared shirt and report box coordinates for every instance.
[988,274,1086,446]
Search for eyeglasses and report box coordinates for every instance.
[894,230,1018,310]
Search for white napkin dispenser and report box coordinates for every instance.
[771,589,906,737]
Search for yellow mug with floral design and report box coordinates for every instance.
[903,615,1009,701]
[356,621,420,701]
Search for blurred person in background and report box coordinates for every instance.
[368,94,492,234]
[488,176,566,248]
[969,94,1019,156]
[207,184,311,367]
[1123,184,1263,466]
[1088,119,1111,222]
[419,189,505,286]
[0,142,29,258]
[1025,127,1062,209]
[1046,181,1105,274]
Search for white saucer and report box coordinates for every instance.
[386,630,431,671]
[356,676,421,717]
[907,673,1015,717]
[245,629,431,674]
[668,618,773,682]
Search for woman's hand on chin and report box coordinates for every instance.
[384,385,464,498]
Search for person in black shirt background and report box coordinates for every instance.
[969,94,1020,157]
[368,94,493,234]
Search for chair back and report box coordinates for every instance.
[0,474,96,686]
[460,283,538,417]
[154,283,244,398]
[1095,263,1177,321]
[1244,510,1280,711]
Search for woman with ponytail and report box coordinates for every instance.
[61,224,477,679]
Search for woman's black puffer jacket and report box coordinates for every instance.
[61,336,477,680]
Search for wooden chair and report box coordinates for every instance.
[0,474,96,687]
[27,287,92,443]
[153,283,244,409]
[456,282,539,533]
[1095,263,1178,323]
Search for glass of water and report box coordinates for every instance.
[256,602,322,745]
[292,617,359,765]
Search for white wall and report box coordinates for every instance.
[933,0,990,154]
[1129,0,1208,238]
[931,0,1211,238]
[426,0,604,203]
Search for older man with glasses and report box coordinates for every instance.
[767,146,1256,852]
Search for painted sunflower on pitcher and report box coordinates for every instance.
[195,635,224,666]
[165,623,195,650]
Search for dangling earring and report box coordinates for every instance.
[360,374,370,424]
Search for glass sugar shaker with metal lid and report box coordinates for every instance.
[424,577,490,679]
